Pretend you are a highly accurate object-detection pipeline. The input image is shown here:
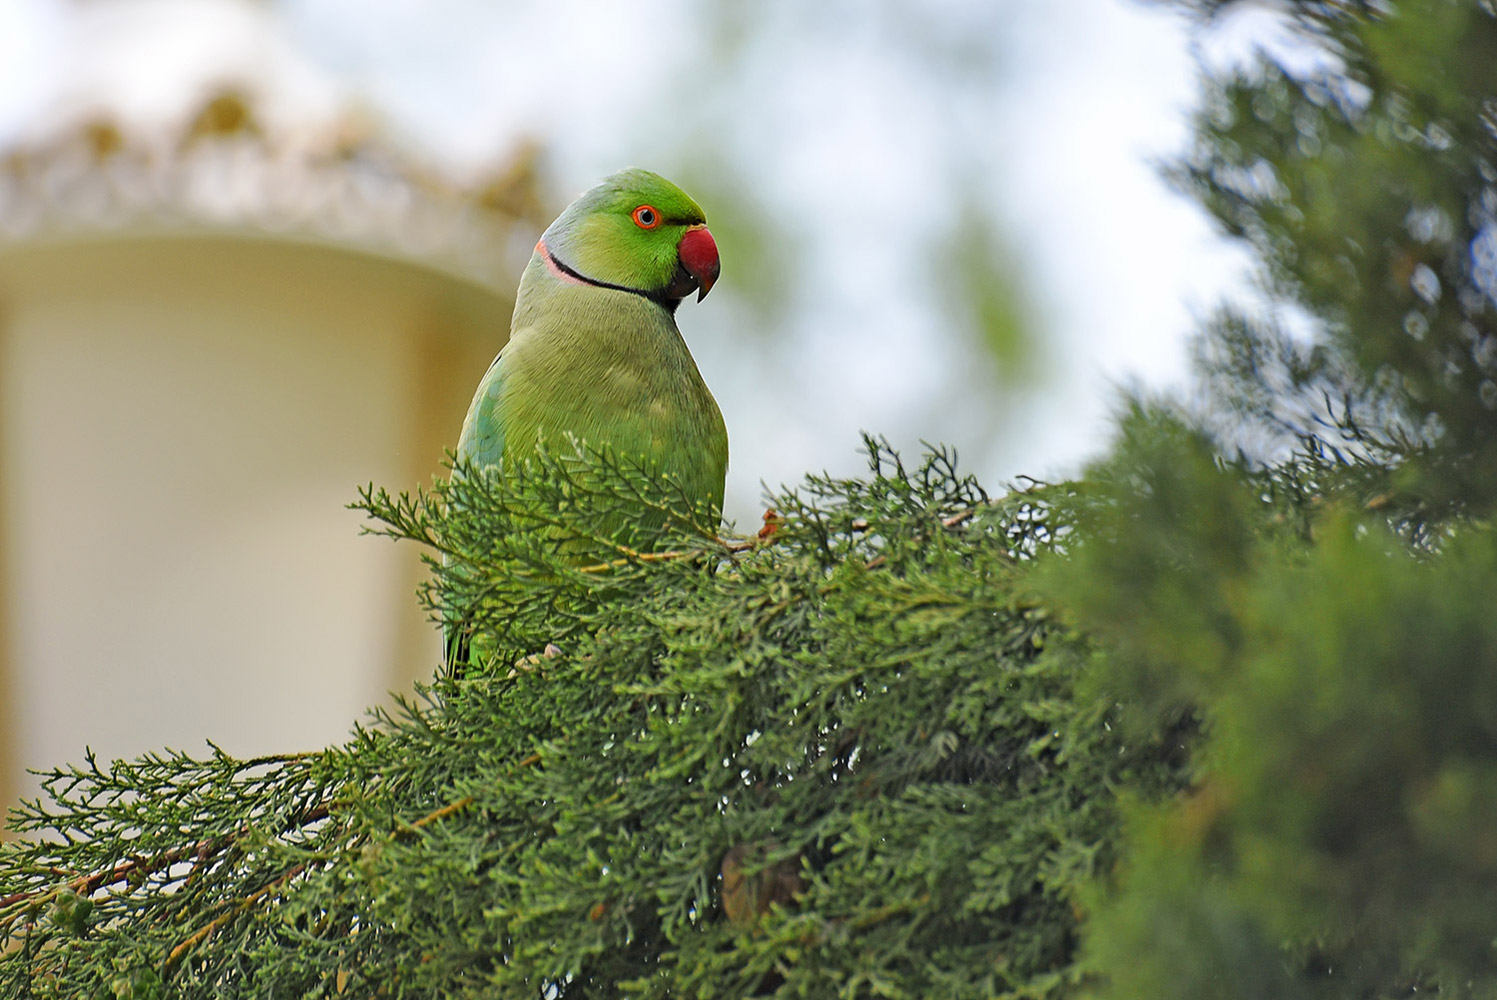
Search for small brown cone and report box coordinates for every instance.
[720,842,803,929]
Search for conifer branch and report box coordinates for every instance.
[0,795,332,925]
[164,861,310,973]
[1,441,1123,996]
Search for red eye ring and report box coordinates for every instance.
[632,205,661,229]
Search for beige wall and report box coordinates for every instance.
[0,234,506,802]
[0,295,13,815]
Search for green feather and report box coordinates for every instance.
[456,169,728,520]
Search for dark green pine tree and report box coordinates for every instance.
[3,1,1496,997]
[1067,1,1497,997]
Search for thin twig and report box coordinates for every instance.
[393,797,475,840]
[390,751,541,840]
[161,751,544,975]
[165,862,308,973]
[571,507,979,575]
[0,802,330,918]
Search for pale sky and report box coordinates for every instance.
[0,0,1269,522]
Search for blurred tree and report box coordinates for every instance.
[1063,0,1497,996]
[1174,0,1497,513]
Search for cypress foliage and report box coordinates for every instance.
[0,443,1187,998]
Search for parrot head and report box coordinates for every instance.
[538,168,721,307]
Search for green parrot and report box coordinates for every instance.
[456,168,728,515]
[446,170,728,669]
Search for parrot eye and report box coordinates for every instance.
[632,205,660,229]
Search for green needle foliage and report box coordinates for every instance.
[0,442,1188,998]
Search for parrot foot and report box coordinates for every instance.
[507,642,562,678]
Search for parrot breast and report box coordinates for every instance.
[458,252,728,522]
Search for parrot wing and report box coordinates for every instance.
[456,348,507,472]
[446,347,506,672]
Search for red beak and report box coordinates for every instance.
[676,225,720,301]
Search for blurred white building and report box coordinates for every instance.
[0,0,543,808]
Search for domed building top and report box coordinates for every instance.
[0,0,547,292]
